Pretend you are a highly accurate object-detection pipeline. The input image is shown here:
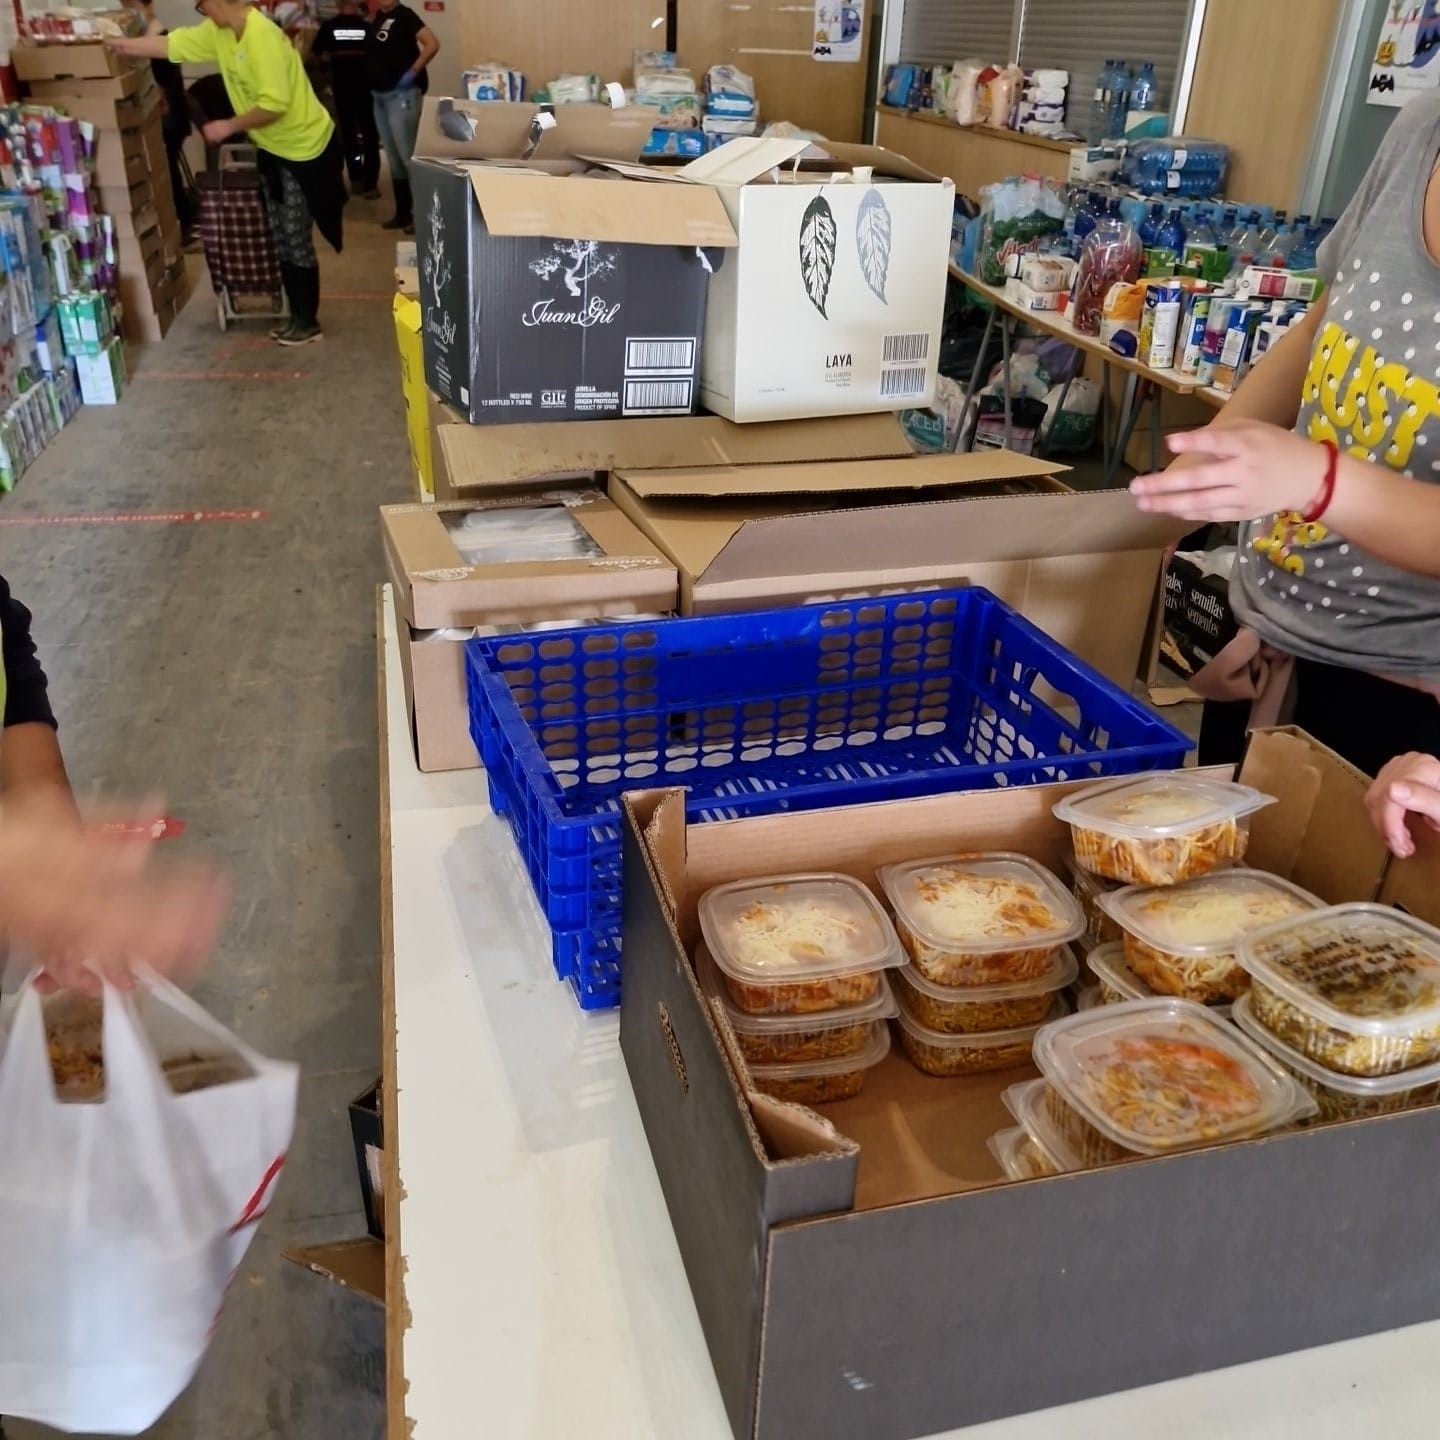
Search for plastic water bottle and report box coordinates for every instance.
[1138,202,1164,248]
[1156,207,1187,261]
[1233,210,1263,265]
[1091,59,1115,141]
[1073,190,1102,244]
[1108,62,1131,140]
[1130,62,1157,116]
[1074,197,1143,336]
[1289,224,1320,271]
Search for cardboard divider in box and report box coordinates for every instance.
[434,410,913,500]
[381,495,679,773]
[411,99,737,425]
[605,450,1189,686]
[617,727,1437,1440]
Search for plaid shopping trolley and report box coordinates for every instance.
[196,144,288,332]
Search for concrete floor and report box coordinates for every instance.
[1,191,409,1439]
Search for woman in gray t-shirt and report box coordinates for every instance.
[1133,93,1440,778]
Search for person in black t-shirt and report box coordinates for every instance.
[367,0,439,233]
[313,0,380,198]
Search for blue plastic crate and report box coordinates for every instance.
[467,588,1190,1010]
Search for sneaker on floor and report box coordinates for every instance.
[269,321,292,339]
[276,323,323,347]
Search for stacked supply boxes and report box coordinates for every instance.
[12,41,190,343]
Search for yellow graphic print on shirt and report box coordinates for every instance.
[1254,318,1440,576]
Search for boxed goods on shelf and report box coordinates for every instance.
[381,494,677,774]
[677,137,953,422]
[617,727,1440,1440]
[411,98,735,425]
[74,334,124,404]
[467,586,1187,1007]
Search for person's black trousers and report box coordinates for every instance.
[1200,657,1440,779]
[335,83,379,192]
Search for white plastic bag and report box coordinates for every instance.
[0,975,299,1434]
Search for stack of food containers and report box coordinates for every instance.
[987,1124,1061,1180]
[1232,903,1440,1122]
[876,853,1083,1077]
[696,873,905,1104]
[1023,997,1315,1169]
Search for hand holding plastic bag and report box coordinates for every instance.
[0,973,299,1434]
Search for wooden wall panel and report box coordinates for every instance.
[677,0,873,142]
[873,110,1069,199]
[457,0,668,98]
[1184,0,1343,211]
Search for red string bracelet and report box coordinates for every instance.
[1303,440,1339,523]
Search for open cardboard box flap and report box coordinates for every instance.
[381,495,676,629]
[436,412,911,495]
[414,96,653,163]
[677,136,940,187]
[465,165,737,248]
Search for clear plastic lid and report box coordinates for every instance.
[1231,991,1440,1098]
[1100,870,1321,957]
[745,1019,891,1081]
[1053,775,1274,840]
[1086,941,1151,1000]
[895,944,1078,1006]
[695,946,898,1034]
[1075,983,1105,1011]
[1032,997,1315,1154]
[987,1124,1066,1180]
[893,988,1067,1049]
[1003,1076,1093,1171]
[876,852,1083,956]
[1238,903,1440,1038]
[698,873,903,987]
[1064,853,1117,902]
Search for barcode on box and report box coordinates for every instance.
[882,332,929,364]
[626,337,696,373]
[624,378,693,414]
[880,366,927,399]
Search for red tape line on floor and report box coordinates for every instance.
[136,369,309,381]
[0,509,267,526]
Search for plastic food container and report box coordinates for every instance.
[894,991,1067,1078]
[987,1125,1062,1180]
[1054,775,1275,886]
[1033,996,1315,1155]
[1239,904,1440,1078]
[891,946,1077,1035]
[698,872,904,1017]
[877,852,1083,986]
[746,1021,891,1104]
[1100,869,1321,1005]
[1065,853,1123,945]
[1086,941,1150,1005]
[1004,1075,1131,1170]
[696,946,897,1065]
[1075,983,1104,1011]
[1232,993,1440,1124]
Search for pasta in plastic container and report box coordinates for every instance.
[894,991,1067,1078]
[1065,854,1123,946]
[876,852,1083,987]
[695,946,897,1065]
[1032,997,1315,1156]
[1239,904,1440,1078]
[1231,993,1440,1124]
[1100,870,1321,1005]
[987,1125,1063,1180]
[698,873,904,1017]
[1004,1075,1131,1170]
[745,1021,891,1105]
[891,946,1077,1035]
[1054,775,1275,886]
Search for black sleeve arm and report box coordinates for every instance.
[0,576,56,730]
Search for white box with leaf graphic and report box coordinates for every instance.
[679,139,955,423]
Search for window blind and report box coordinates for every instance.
[1017,0,1192,140]
[899,0,1018,67]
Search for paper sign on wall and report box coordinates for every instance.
[812,0,862,62]
[1368,1,1440,108]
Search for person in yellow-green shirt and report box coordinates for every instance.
[109,0,346,346]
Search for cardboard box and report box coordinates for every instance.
[75,337,125,405]
[381,494,679,771]
[618,727,1440,1440]
[120,259,189,344]
[98,175,155,219]
[411,99,736,425]
[606,450,1186,686]
[12,41,138,83]
[676,137,954,422]
[349,1082,385,1241]
[435,410,913,500]
[394,294,437,502]
[92,122,149,189]
[25,66,155,103]
[49,84,161,133]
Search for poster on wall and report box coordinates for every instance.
[1368,1,1440,107]
[812,0,862,62]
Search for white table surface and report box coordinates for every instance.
[381,588,1440,1440]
